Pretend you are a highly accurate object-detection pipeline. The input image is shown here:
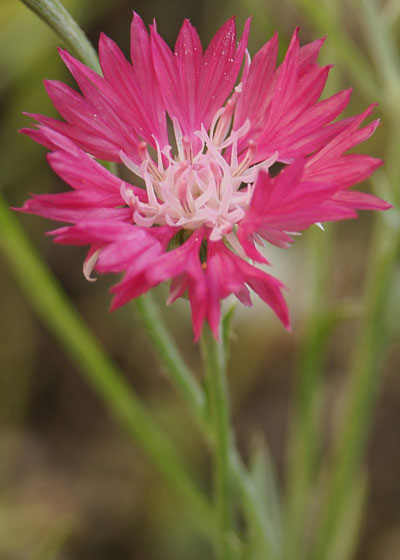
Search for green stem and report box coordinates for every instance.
[19,0,100,72]
[283,227,333,559]
[135,302,280,558]
[201,325,233,560]
[134,295,207,424]
[231,449,280,559]
[0,197,212,530]
[293,0,378,100]
[358,0,400,92]
[19,0,116,174]
[309,224,397,560]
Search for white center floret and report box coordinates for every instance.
[120,100,278,242]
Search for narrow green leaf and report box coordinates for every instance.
[222,303,236,359]
[248,434,282,553]
[0,197,212,532]
[325,470,367,560]
[19,0,100,71]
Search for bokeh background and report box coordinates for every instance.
[1,0,399,559]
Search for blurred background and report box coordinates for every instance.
[0,0,399,558]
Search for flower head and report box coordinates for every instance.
[20,13,390,339]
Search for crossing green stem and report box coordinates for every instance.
[201,325,234,560]
[0,198,212,533]
[19,0,100,72]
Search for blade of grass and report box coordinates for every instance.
[18,0,118,174]
[135,298,282,558]
[309,224,398,560]
[0,197,212,532]
[307,0,399,553]
[325,470,367,560]
[201,324,235,560]
[133,295,207,425]
[247,434,283,557]
[293,0,378,100]
[283,226,333,560]
[357,0,400,90]
[19,0,100,72]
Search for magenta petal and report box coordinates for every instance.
[332,190,392,211]
[234,32,279,129]
[26,112,123,162]
[150,26,190,133]
[20,196,130,223]
[147,230,205,285]
[241,262,290,329]
[298,36,325,66]
[264,29,300,131]
[47,150,146,200]
[305,154,382,187]
[43,80,136,159]
[198,18,250,128]
[207,242,290,330]
[174,20,203,128]
[151,17,250,137]
[145,231,207,339]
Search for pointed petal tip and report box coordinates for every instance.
[109,298,119,312]
[10,204,24,213]
[109,290,125,312]
[14,197,38,214]
[18,126,33,135]
[193,330,202,343]
[242,17,252,34]
[131,10,147,29]
[279,305,291,331]
[98,31,107,45]
[192,321,204,343]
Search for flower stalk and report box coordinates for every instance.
[133,294,207,424]
[201,324,234,560]
[20,0,100,72]
[18,0,118,173]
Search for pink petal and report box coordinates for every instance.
[198,18,250,128]
[234,32,279,130]
[151,17,250,137]
[332,190,392,211]
[298,36,326,66]
[26,112,123,161]
[174,19,203,127]
[19,196,130,223]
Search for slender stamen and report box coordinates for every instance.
[120,104,277,244]
[172,117,185,160]
[212,98,235,146]
[138,141,164,181]
[83,248,100,282]
[182,135,193,162]
[233,140,257,177]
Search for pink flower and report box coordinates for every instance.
[19,13,390,339]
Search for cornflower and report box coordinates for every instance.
[20,13,390,338]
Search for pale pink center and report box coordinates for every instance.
[120,99,278,243]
